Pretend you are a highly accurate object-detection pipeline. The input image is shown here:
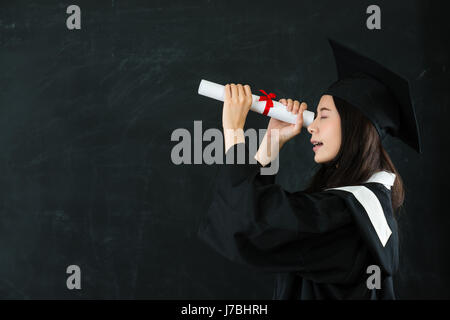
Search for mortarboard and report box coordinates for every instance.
[324,39,422,154]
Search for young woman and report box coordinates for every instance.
[197,40,421,300]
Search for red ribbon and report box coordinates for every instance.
[258,89,276,116]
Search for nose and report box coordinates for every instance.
[307,119,317,134]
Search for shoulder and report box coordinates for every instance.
[364,170,396,191]
[321,173,395,248]
[323,170,395,207]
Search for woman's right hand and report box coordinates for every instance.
[267,98,307,147]
[254,98,307,167]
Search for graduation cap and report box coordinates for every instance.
[324,39,422,154]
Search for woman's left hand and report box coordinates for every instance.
[222,83,253,130]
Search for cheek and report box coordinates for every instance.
[324,121,342,152]
[332,122,342,152]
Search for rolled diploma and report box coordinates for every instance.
[198,79,314,127]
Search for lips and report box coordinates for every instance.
[313,144,323,152]
[311,140,323,152]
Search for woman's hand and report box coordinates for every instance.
[222,83,253,130]
[254,98,307,167]
[267,98,307,147]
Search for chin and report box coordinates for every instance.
[314,153,333,164]
[314,156,323,163]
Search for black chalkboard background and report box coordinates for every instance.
[0,0,449,299]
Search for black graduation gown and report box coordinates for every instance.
[197,143,399,300]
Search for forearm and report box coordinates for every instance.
[254,130,284,167]
[223,128,285,166]
[224,128,245,153]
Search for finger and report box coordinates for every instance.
[300,102,308,117]
[230,83,237,100]
[224,84,231,101]
[292,100,300,114]
[237,84,245,100]
[244,84,251,97]
[294,108,303,132]
[244,85,252,104]
[287,99,293,112]
[279,99,287,106]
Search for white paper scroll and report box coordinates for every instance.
[197,79,315,127]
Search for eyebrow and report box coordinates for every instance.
[318,107,331,112]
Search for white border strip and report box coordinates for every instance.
[365,171,396,190]
[326,186,392,247]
